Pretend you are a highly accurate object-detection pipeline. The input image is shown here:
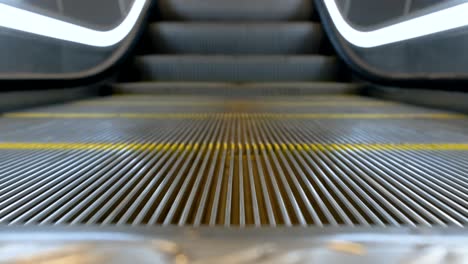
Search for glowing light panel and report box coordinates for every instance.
[0,0,146,47]
[323,0,468,48]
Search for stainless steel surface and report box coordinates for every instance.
[0,227,467,263]
[147,23,323,55]
[0,0,466,239]
[0,95,466,227]
[132,55,338,82]
[111,82,361,96]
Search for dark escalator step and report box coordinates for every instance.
[158,0,312,21]
[146,23,323,55]
[112,82,361,96]
[132,55,339,82]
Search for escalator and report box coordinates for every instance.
[0,0,466,258]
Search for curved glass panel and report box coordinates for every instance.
[321,0,468,80]
[335,0,462,29]
[0,0,146,79]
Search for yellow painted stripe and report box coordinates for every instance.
[0,142,467,152]
[3,112,465,119]
[110,95,362,100]
[75,101,390,107]
[314,143,468,151]
[274,113,465,119]
[3,113,207,119]
[0,142,164,151]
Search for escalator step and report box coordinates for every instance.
[158,0,312,21]
[146,23,323,55]
[112,82,361,96]
[132,55,339,82]
[0,96,467,227]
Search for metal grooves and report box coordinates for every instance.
[0,96,467,227]
[277,118,468,227]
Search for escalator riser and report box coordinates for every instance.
[147,23,323,55]
[158,0,313,21]
[132,56,338,82]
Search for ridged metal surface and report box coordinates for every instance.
[112,82,361,96]
[147,23,323,55]
[132,55,338,82]
[0,95,466,227]
[158,0,312,21]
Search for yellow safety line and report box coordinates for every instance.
[3,113,207,119]
[0,142,467,152]
[0,142,164,151]
[273,113,465,119]
[110,94,362,100]
[3,112,465,119]
[75,101,390,107]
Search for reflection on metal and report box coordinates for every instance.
[119,0,129,16]
[0,95,466,227]
[403,0,413,15]
[0,0,147,47]
[56,0,64,13]
[0,231,467,264]
[323,0,468,48]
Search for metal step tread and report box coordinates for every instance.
[145,22,323,54]
[112,82,361,95]
[0,95,466,227]
[132,55,339,82]
[158,0,313,21]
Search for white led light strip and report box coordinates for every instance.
[324,0,468,48]
[0,0,147,47]
[0,0,466,48]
